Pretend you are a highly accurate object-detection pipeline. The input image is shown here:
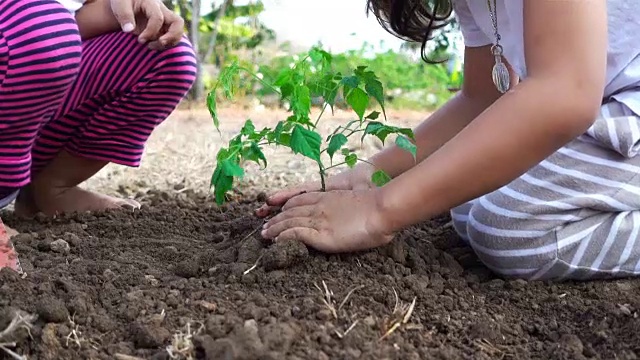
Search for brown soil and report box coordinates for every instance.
[1,191,640,360]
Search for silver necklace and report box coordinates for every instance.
[487,0,510,93]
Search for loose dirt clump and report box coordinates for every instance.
[1,191,640,359]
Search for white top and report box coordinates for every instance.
[453,0,640,115]
[56,0,85,14]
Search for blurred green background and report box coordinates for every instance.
[164,0,463,111]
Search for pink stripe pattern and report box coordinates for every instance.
[0,0,197,201]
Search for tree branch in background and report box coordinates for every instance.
[204,0,231,63]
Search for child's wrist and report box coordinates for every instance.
[371,185,401,235]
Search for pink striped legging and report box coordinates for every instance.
[0,0,197,205]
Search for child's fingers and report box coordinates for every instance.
[136,0,164,43]
[255,205,279,218]
[109,0,136,32]
[266,184,320,206]
[266,190,305,206]
[255,182,322,218]
[158,7,184,47]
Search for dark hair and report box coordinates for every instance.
[366,0,454,63]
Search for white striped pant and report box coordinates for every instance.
[451,100,640,281]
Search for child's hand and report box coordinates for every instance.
[260,189,394,253]
[255,162,379,218]
[110,0,184,49]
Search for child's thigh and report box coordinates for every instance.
[471,134,640,239]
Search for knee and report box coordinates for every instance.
[154,38,198,90]
[465,200,557,280]
[450,201,474,241]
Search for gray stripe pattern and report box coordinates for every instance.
[452,100,640,280]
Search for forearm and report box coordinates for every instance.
[376,79,599,232]
[74,0,120,40]
[367,92,495,178]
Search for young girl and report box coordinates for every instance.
[0,0,197,270]
[258,0,640,281]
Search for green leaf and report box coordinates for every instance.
[309,48,332,68]
[207,91,220,132]
[268,121,284,143]
[248,127,270,142]
[280,83,294,99]
[365,77,386,119]
[340,76,359,90]
[240,119,255,136]
[395,136,417,159]
[274,68,293,87]
[269,122,292,146]
[363,122,415,144]
[289,114,314,127]
[371,170,392,187]
[341,148,351,156]
[363,121,392,143]
[291,85,311,118]
[215,147,232,161]
[211,164,233,205]
[398,128,415,141]
[278,133,292,146]
[219,61,241,98]
[211,156,244,205]
[242,142,267,168]
[274,69,295,99]
[355,65,369,74]
[346,87,369,121]
[282,120,294,132]
[290,124,321,162]
[221,158,244,177]
[211,162,222,188]
[365,111,380,120]
[345,153,358,168]
[320,75,339,106]
[327,134,348,160]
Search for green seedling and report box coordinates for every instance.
[207,47,417,204]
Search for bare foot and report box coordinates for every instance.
[15,185,140,217]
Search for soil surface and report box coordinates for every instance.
[2,191,640,360]
[2,108,640,359]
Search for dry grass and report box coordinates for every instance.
[166,321,205,360]
[379,288,418,341]
[64,315,101,350]
[0,311,36,360]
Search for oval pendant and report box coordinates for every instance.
[492,62,510,93]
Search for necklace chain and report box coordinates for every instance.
[486,0,500,44]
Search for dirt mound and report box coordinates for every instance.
[0,191,639,359]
